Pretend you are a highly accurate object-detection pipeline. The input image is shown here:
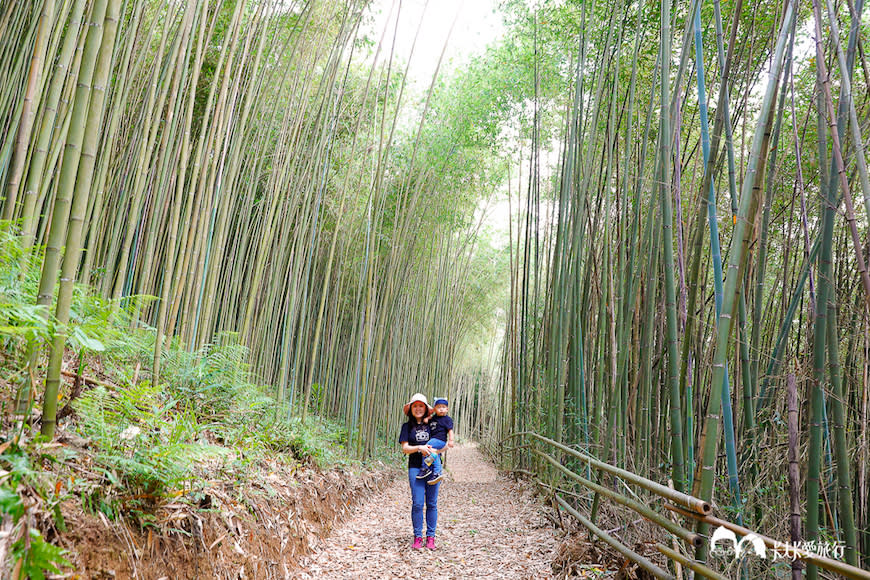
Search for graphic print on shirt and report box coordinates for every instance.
[413,424,430,443]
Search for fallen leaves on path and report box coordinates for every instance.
[295,444,559,579]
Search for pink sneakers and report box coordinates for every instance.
[413,537,424,549]
[426,537,436,550]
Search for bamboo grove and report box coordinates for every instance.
[0,0,511,460]
[4,0,870,573]
[484,0,870,572]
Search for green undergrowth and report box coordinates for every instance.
[0,223,361,575]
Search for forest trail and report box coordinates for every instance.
[295,444,560,579]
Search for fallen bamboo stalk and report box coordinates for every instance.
[665,504,870,580]
[656,543,728,580]
[507,431,712,515]
[60,370,116,389]
[553,494,674,580]
[534,449,703,547]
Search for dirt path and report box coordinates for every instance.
[295,443,559,579]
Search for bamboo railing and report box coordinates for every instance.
[506,431,870,580]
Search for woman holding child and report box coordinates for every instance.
[399,393,454,550]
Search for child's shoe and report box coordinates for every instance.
[427,472,444,485]
[426,537,436,550]
[413,537,424,549]
[416,468,432,480]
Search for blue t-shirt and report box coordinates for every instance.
[399,420,430,469]
[428,414,453,442]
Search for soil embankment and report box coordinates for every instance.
[57,463,395,578]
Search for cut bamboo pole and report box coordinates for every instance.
[555,495,675,580]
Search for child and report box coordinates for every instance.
[417,397,454,485]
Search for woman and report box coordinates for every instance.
[399,393,442,550]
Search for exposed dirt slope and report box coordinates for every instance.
[295,443,560,579]
[56,462,396,579]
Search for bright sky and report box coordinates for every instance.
[363,0,516,248]
[363,0,504,86]
[359,2,570,263]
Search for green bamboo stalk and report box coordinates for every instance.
[153,0,199,386]
[822,0,870,222]
[750,19,793,405]
[658,0,685,493]
[824,286,858,566]
[34,0,109,312]
[693,0,795,559]
[811,0,870,313]
[43,0,119,438]
[109,3,181,306]
[806,153,832,580]
[692,0,743,524]
[678,0,742,406]
[810,0,860,564]
[19,0,87,256]
[194,1,273,344]
[2,0,55,220]
[79,0,148,287]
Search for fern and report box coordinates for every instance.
[0,443,71,578]
[11,528,72,580]
[74,384,226,497]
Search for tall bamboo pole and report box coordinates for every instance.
[658,0,686,493]
[43,0,120,438]
[2,0,55,220]
[693,0,795,560]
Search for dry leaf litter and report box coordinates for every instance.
[296,443,562,579]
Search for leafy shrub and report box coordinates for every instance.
[11,528,71,580]
[73,382,227,497]
[0,444,71,578]
[158,340,350,466]
[161,339,250,424]
[0,223,50,355]
[284,416,349,467]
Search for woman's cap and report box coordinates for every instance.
[433,398,448,407]
[403,393,433,415]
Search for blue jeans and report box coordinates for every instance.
[423,438,446,474]
[408,467,440,537]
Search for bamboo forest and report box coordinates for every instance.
[0,0,869,577]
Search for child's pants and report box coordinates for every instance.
[424,438,447,474]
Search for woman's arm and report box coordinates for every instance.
[401,441,431,456]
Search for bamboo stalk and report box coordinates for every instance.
[693,0,796,559]
[555,495,675,580]
[511,431,711,515]
[42,0,120,438]
[658,0,686,494]
[655,543,728,580]
[787,374,804,580]
[2,0,55,220]
[668,505,870,580]
[810,0,870,314]
[535,449,703,548]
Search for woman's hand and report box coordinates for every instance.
[419,445,432,456]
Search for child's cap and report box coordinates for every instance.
[433,397,448,407]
